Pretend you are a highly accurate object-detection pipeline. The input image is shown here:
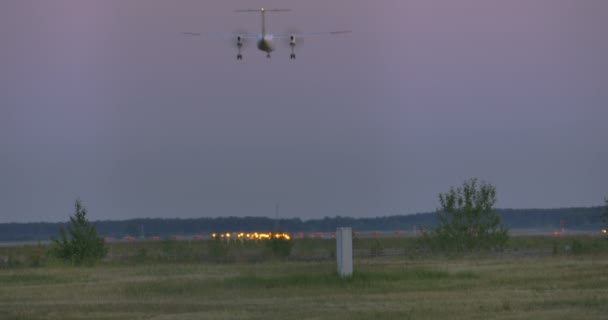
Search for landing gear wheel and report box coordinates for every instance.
[290,53,296,60]
[236,38,243,60]
[266,53,271,59]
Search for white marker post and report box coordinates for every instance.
[336,227,353,278]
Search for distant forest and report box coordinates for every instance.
[0,207,604,242]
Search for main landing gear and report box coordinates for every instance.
[289,35,296,60]
[236,36,243,61]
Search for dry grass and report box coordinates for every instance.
[1,252,608,319]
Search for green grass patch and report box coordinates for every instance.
[122,278,213,298]
[223,268,475,290]
[118,266,478,300]
[2,236,608,319]
[538,296,608,310]
[0,272,74,285]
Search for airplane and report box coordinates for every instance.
[182,8,351,60]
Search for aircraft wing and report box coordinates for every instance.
[273,30,351,38]
[181,32,260,39]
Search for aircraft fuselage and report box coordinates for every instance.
[257,35,274,53]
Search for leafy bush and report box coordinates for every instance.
[430,178,509,253]
[266,235,293,258]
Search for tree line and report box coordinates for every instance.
[18,181,608,265]
[0,206,603,242]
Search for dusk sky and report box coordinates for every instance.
[1,0,607,223]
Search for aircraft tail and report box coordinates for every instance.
[235,8,290,36]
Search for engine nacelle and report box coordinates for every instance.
[289,35,296,46]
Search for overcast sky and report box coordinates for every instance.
[1,0,607,223]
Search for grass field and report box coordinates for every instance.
[1,236,607,319]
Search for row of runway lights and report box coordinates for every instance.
[112,232,292,242]
[108,230,414,242]
[212,232,291,241]
[107,229,608,242]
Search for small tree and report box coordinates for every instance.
[433,178,508,252]
[50,199,107,265]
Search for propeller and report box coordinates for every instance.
[231,29,252,50]
[282,29,305,49]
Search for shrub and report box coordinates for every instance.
[431,178,509,253]
[266,234,293,258]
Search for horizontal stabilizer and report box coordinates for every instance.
[235,8,291,13]
[181,32,260,39]
[273,30,352,38]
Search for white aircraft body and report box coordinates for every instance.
[183,8,351,60]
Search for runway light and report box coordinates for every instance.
[602,229,607,234]
[211,231,291,241]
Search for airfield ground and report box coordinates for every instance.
[1,236,607,319]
